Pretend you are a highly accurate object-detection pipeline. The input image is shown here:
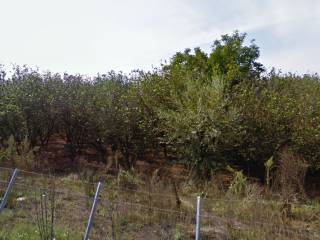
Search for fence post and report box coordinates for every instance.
[84,182,102,240]
[195,196,202,240]
[0,168,19,212]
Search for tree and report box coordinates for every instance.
[209,31,265,87]
[165,31,265,88]
[58,74,92,161]
[10,68,61,147]
[146,72,228,178]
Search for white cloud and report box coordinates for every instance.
[257,17,320,74]
[0,0,319,74]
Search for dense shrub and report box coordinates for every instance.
[0,32,319,181]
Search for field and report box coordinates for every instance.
[1,31,320,239]
[1,166,320,240]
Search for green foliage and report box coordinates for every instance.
[0,136,17,164]
[228,168,248,197]
[165,31,264,88]
[265,157,273,187]
[0,31,320,183]
[209,31,264,86]
[117,169,142,189]
[0,223,81,240]
[174,224,186,240]
[34,186,56,240]
[153,75,228,178]
[0,135,36,169]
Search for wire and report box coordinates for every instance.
[99,199,193,216]
[201,213,320,235]
[0,179,94,202]
[1,167,317,207]
[1,167,197,200]
[1,166,320,238]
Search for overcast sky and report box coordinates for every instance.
[1,0,319,75]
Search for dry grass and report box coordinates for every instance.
[0,166,320,240]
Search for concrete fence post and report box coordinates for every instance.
[0,168,19,212]
[84,182,102,240]
[195,196,202,240]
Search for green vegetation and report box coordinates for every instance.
[1,31,320,181]
[0,168,319,240]
[0,222,81,240]
[1,31,320,239]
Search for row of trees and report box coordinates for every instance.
[1,31,320,179]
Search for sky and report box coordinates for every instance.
[0,0,320,75]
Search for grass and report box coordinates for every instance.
[0,167,320,240]
[0,209,82,240]
[0,223,82,240]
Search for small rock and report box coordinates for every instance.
[16,197,26,202]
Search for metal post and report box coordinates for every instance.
[0,168,19,212]
[84,182,102,240]
[195,196,202,240]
